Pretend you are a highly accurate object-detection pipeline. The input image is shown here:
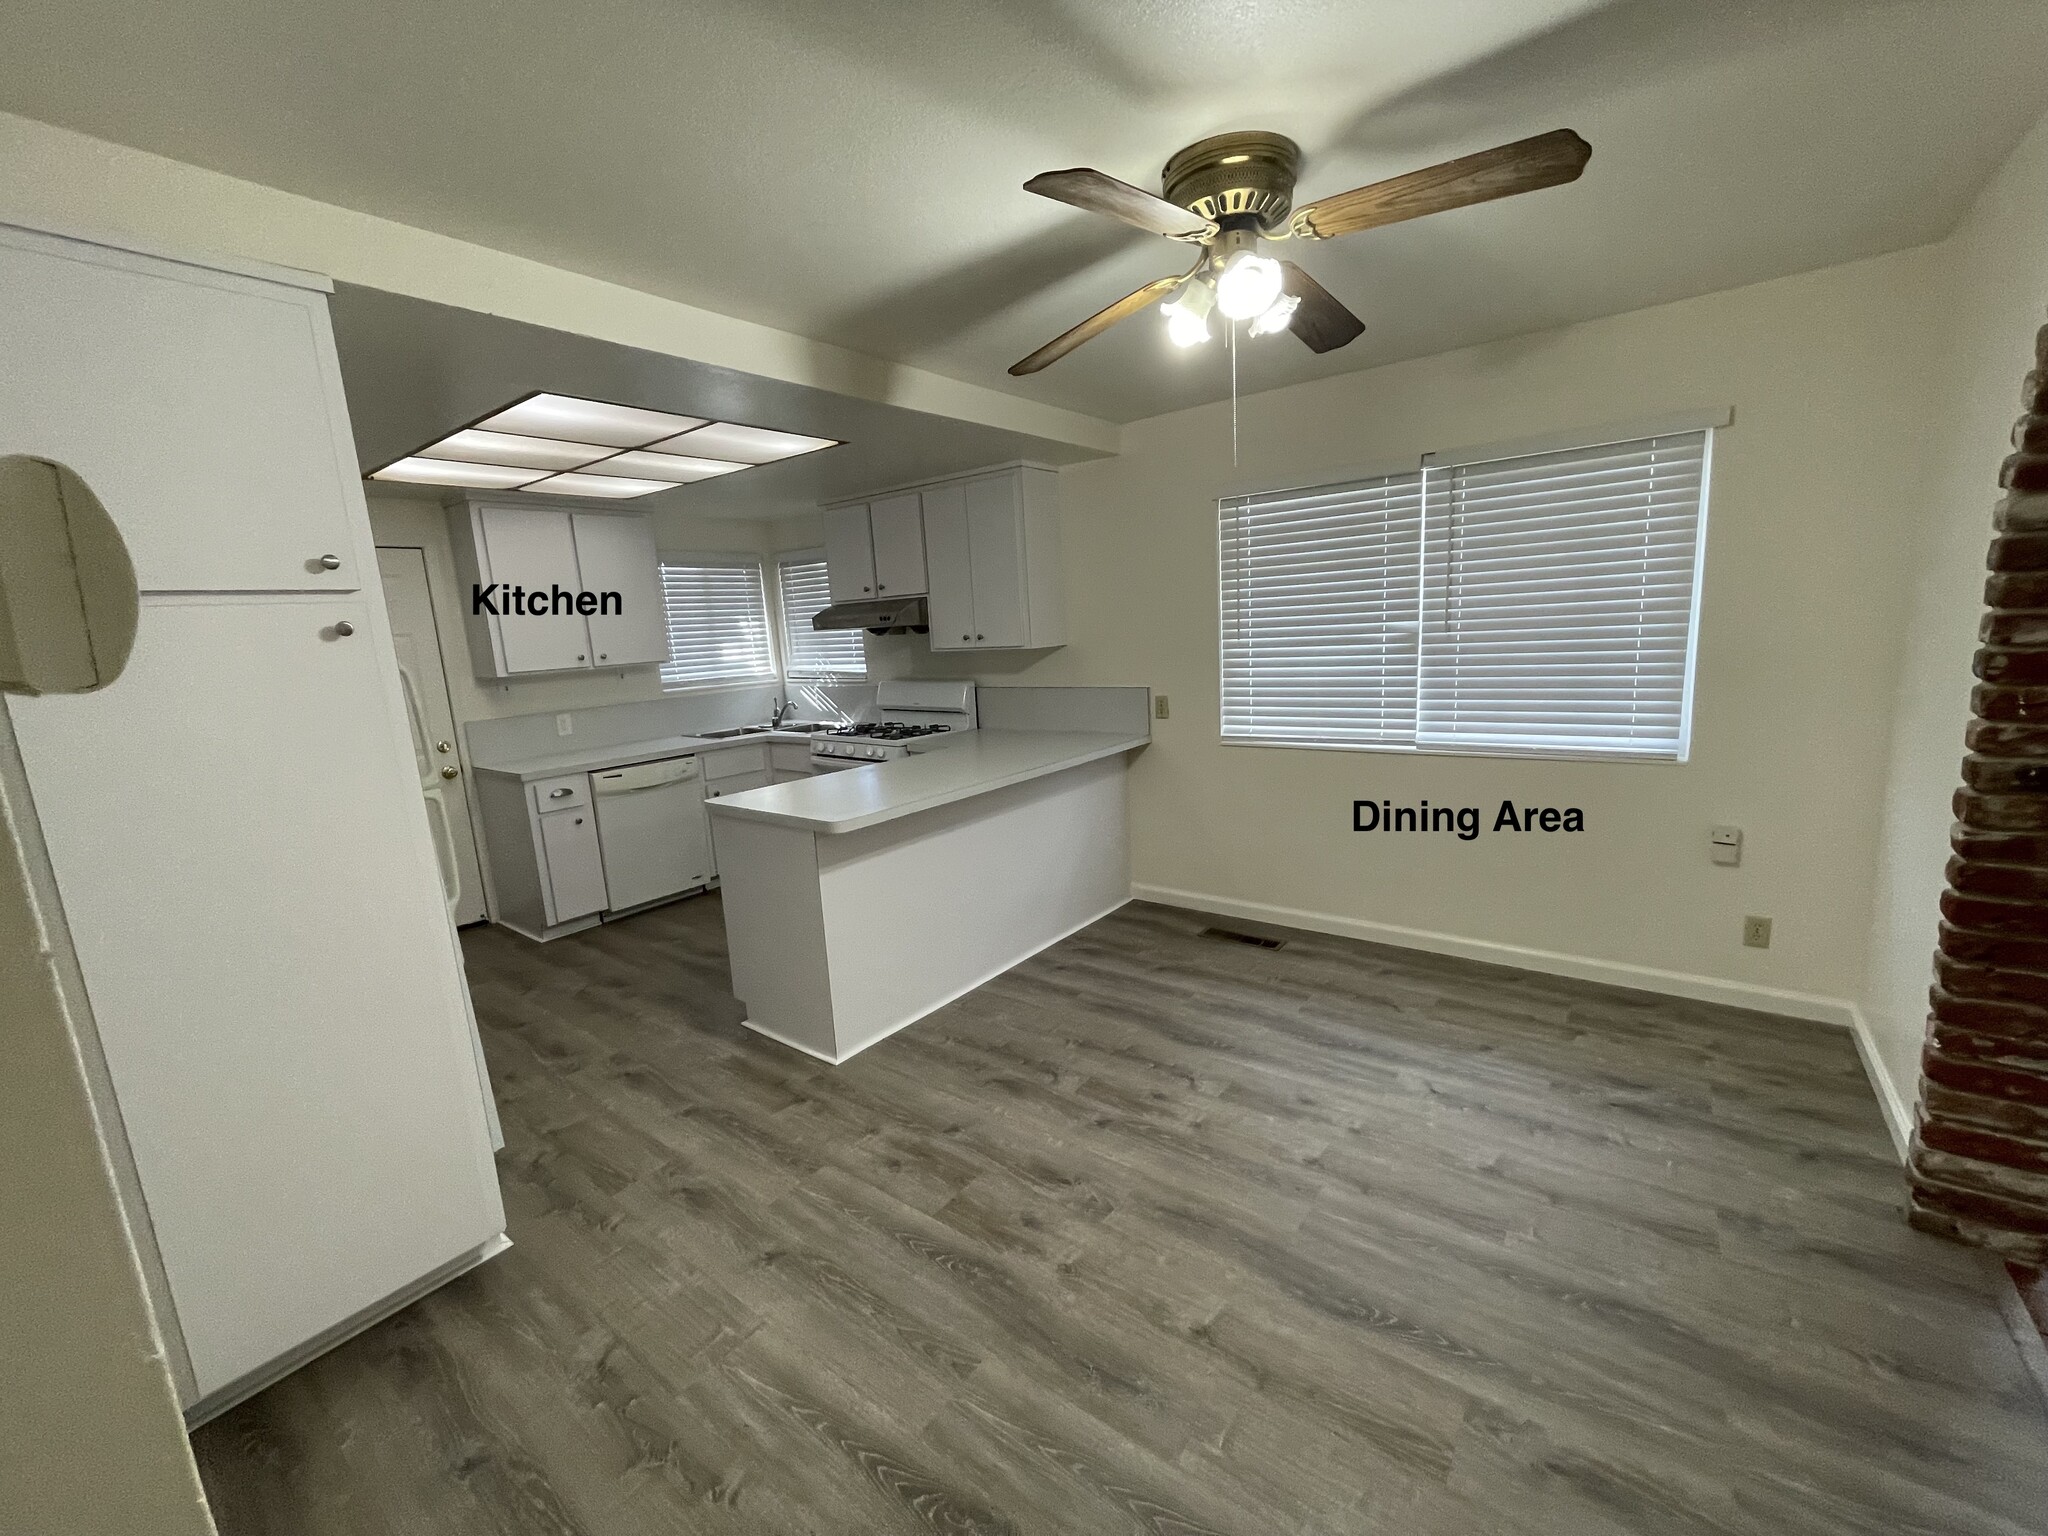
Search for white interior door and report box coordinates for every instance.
[0,224,358,594]
[376,547,488,925]
[477,506,591,673]
[869,493,928,596]
[921,484,975,650]
[7,594,506,1401]
[572,513,668,667]
[965,474,1029,647]
[823,504,877,601]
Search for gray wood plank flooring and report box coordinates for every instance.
[191,897,2048,1534]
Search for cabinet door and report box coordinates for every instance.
[572,513,668,667]
[6,595,504,1399]
[0,228,359,594]
[869,494,928,596]
[478,506,592,673]
[921,483,976,651]
[965,473,1030,647]
[823,504,877,602]
[538,807,609,923]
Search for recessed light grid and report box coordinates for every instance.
[367,391,841,498]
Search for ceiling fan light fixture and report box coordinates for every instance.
[1215,251,1285,321]
[1161,278,1214,348]
[1249,292,1301,338]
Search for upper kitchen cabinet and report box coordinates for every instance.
[0,223,362,594]
[823,492,927,602]
[448,499,671,678]
[924,467,1065,652]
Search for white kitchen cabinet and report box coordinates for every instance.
[770,741,817,781]
[537,804,609,924]
[824,503,877,602]
[449,499,670,678]
[9,595,506,1409]
[869,493,928,597]
[923,466,1065,652]
[823,494,928,603]
[0,223,361,594]
[574,513,667,667]
[0,221,506,1423]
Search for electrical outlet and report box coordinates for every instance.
[555,713,573,737]
[1154,694,1170,720]
[1742,915,1772,949]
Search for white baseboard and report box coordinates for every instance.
[1131,883,1914,1161]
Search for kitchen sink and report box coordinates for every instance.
[700,721,840,739]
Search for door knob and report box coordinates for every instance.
[440,765,460,780]
[332,621,356,638]
[317,554,343,571]
[436,740,453,753]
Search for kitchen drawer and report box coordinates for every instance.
[530,774,590,812]
[703,770,771,799]
[769,742,816,774]
[700,744,769,781]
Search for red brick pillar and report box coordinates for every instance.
[1911,319,2048,1264]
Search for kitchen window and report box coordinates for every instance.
[776,553,866,679]
[657,555,777,690]
[1220,427,1713,760]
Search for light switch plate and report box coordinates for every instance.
[1743,915,1772,949]
[1154,695,1170,720]
[556,713,573,737]
[1711,824,1742,866]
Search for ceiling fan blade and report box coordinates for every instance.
[1279,263,1365,355]
[1008,266,1197,376]
[1291,129,1591,241]
[1024,168,1216,241]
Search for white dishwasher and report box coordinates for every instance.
[590,756,713,913]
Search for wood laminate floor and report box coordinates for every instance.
[193,897,2048,1535]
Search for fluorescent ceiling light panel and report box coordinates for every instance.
[476,392,709,447]
[652,422,838,462]
[580,450,750,483]
[371,457,547,489]
[520,472,674,499]
[418,428,612,471]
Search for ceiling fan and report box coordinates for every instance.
[1008,128,1592,376]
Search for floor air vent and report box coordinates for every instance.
[1199,926,1286,950]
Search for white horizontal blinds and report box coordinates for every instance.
[1417,431,1708,758]
[778,556,865,678]
[1220,470,1424,745]
[657,557,777,689]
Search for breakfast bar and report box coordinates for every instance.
[709,714,1148,1062]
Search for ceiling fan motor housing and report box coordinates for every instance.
[1162,131,1301,232]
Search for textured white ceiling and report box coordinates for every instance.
[3,0,2045,424]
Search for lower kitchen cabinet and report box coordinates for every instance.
[536,805,608,924]
[473,769,614,941]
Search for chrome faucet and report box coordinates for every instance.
[773,697,799,728]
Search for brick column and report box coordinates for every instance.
[1910,319,2048,1264]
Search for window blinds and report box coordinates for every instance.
[1218,429,1710,760]
[778,556,866,678]
[658,558,777,690]
[1220,471,1424,745]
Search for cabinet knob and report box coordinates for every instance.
[976,633,985,641]
[877,583,886,592]
[863,586,871,593]
[440,765,460,780]
[333,620,356,638]
[317,553,343,571]
[599,653,608,661]
[576,653,587,662]
[962,634,971,642]
[436,740,453,753]
[574,817,584,825]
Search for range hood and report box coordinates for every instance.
[811,595,928,635]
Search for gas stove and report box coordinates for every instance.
[810,682,977,765]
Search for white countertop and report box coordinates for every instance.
[470,729,824,781]
[706,729,1148,834]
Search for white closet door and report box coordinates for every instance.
[965,473,1029,647]
[823,504,877,601]
[869,494,928,596]
[7,595,506,1400]
[573,514,668,667]
[478,506,591,673]
[0,226,358,594]
[921,483,976,650]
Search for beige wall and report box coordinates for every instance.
[1862,109,2048,1125]
[880,241,1957,1018]
[0,732,216,1536]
